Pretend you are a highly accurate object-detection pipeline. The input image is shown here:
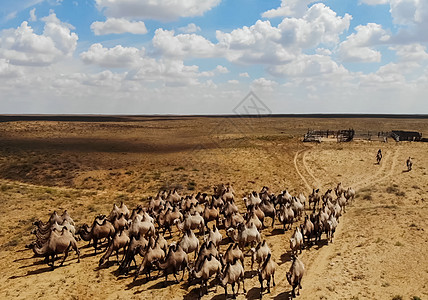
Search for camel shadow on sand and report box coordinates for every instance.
[279,250,293,266]
[183,278,222,300]
[267,228,285,236]
[9,266,54,279]
[273,290,293,300]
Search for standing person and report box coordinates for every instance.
[376,149,382,164]
[406,157,413,171]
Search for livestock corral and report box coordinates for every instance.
[0,116,427,300]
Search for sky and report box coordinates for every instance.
[0,0,427,114]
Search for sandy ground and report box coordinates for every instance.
[0,117,427,300]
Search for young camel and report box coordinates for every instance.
[178,229,199,259]
[155,244,189,283]
[286,255,305,298]
[78,218,115,254]
[99,229,130,267]
[118,234,149,275]
[205,224,222,247]
[195,241,219,271]
[29,227,80,269]
[258,253,277,298]
[174,212,205,235]
[220,243,244,267]
[227,222,261,249]
[134,238,166,280]
[290,226,303,255]
[189,254,222,297]
[220,258,246,298]
[250,240,271,271]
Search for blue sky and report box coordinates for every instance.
[0,0,427,114]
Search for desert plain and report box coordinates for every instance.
[0,115,427,300]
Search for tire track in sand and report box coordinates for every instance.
[294,149,313,193]
[292,146,401,299]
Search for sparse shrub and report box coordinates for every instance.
[187,181,196,191]
[386,186,399,194]
[392,296,403,300]
[0,185,12,192]
[363,194,372,200]
[412,296,421,300]
[394,241,403,247]
[173,166,185,171]
[381,282,390,287]
[395,191,406,197]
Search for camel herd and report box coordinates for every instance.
[26,182,356,298]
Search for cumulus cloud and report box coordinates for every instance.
[0,12,78,66]
[91,18,147,35]
[359,0,389,4]
[338,23,390,62]
[153,29,218,58]
[29,8,37,21]
[215,65,229,73]
[216,4,351,64]
[95,0,221,21]
[262,0,318,18]
[251,77,278,91]
[390,44,428,61]
[239,72,250,77]
[0,59,22,78]
[80,43,206,86]
[269,54,348,77]
[80,43,146,68]
[178,23,201,33]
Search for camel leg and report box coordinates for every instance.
[272,273,275,287]
[60,246,70,266]
[173,270,179,283]
[267,277,271,293]
[231,282,236,299]
[50,254,55,269]
[94,239,98,255]
[181,267,186,282]
[242,276,246,293]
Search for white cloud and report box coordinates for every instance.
[251,77,278,91]
[390,44,428,61]
[178,23,201,33]
[262,0,318,18]
[91,18,147,35]
[338,23,390,62]
[29,8,37,21]
[0,12,78,66]
[316,48,332,55]
[80,43,206,86]
[360,0,389,5]
[80,43,146,68]
[0,59,22,78]
[239,72,249,77]
[153,29,218,58]
[228,79,239,84]
[269,54,348,77]
[95,0,221,21]
[215,65,229,73]
[216,4,351,64]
